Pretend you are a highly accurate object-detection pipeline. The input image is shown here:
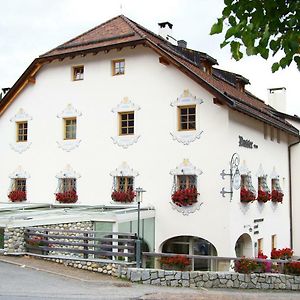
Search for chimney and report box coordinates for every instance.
[177,40,187,48]
[158,21,173,41]
[267,87,287,113]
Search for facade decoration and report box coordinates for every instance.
[170,89,203,145]
[110,162,138,203]
[111,97,141,149]
[55,165,80,204]
[170,159,203,215]
[9,108,32,153]
[9,166,31,179]
[56,104,82,152]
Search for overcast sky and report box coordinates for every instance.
[1,0,299,114]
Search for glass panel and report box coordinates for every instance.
[181,116,187,122]
[181,123,187,130]
[128,113,134,119]
[121,114,127,120]
[181,108,187,115]
[128,120,134,126]
[128,127,134,134]
[188,107,196,114]
[189,122,196,129]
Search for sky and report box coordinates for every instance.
[0,0,299,114]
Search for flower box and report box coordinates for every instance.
[171,187,198,207]
[240,188,255,203]
[111,190,136,203]
[160,255,190,271]
[257,189,271,203]
[55,190,78,203]
[271,190,283,203]
[8,190,26,202]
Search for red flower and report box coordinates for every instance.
[55,190,78,203]
[240,188,255,202]
[271,247,293,260]
[257,189,271,203]
[171,187,199,207]
[285,261,300,275]
[271,190,284,203]
[111,190,136,203]
[8,190,27,202]
[160,255,190,270]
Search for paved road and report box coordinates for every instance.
[1,257,300,299]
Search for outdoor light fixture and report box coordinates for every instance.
[135,187,146,268]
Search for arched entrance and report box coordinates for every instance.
[161,236,217,271]
[235,233,253,257]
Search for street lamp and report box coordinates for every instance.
[135,187,146,268]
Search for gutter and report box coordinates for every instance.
[288,137,300,249]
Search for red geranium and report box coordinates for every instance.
[257,189,271,203]
[240,188,255,202]
[111,190,136,203]
[271,190,284,203]
[8,190,27,202]
[55,190,78,203]
[171,187,198,207]
[271,247,293,260]
[160,255,190,270]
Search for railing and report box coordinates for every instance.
[25,227,136,262]
[142,252,297,273]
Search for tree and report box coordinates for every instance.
[210,0,300,72]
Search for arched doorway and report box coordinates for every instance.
[161,236,217,271]
[235,233,253,257]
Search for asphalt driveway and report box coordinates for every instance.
[0,256,300,299]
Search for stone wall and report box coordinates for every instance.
[3,221,93,254]
[119,268,300,291]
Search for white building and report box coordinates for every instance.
[0,15,299,265]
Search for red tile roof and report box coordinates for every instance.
[1,15,299,136]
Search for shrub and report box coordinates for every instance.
[285,261,300,275]
[234,257,258,273]
[271,248,293,260]
[160,255,190,271]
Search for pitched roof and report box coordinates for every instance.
[1,15,299,136]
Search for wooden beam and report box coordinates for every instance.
[159,56,170,66]
[28,76,36,84]
[213,98,223,106]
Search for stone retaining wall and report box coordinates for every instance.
[119,268,300,291]
[3,221,93,254]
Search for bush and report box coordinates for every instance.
[160,255,190,271]
[285,261,300,275]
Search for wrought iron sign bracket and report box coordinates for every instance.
[220,153,240,201]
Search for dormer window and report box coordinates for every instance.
[73,66,84,81]
[178,105,196,131]
[112,59,125,76]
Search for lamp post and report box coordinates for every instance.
[135,187,146,268]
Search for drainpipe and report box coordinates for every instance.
[288,137,300,249]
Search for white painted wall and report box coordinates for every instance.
[0,45,293,257]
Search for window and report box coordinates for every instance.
[64,118,76,140]
[16,121,28,142]
[112,59,125,76]
[116,176,134,192]
[15,178,26,192]
[72,66,84,81]
[257,238,263,253]
[59,178,76,193]
[177,175,197,190]
[119,112,134,135]
[178,105,196,131]
[271,235,277,250]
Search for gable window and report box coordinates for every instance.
[119,112,134,135]
[177,175,197,190]
[240,174,256,203]
[257,176,271,203]
[17,121,28,142]
[72,66,84,81]
[55,178,78,203]
[64,118,76,140]
[112,59,125,76]
[111,176,135,203]
[178,105,196,131]
[271,178,283,203]
[8,178,27,202]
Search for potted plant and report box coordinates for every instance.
[271,247,293,260]
[240,188,255,203]
[271,190,284,203]
[55,190,78,203]
[257,189,271,203]
[8,190,27,202]
[111,190,136,203]
[171,187,199,207]
[160,255,190,271]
